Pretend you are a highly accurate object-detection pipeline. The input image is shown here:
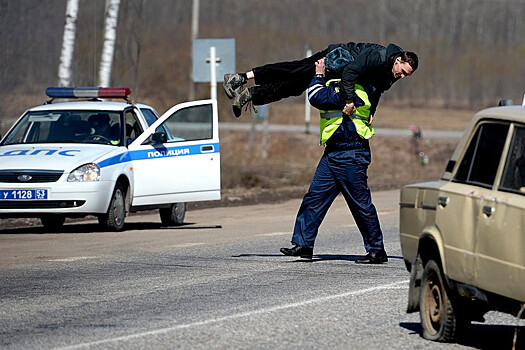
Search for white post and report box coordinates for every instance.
[209,46,217,100]
[249,107,257,155]
[98,0,121,87]
[304,48,312,134]
[57,0,79,87]
[262,107,269,159]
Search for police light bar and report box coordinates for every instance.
[45,87,131,99]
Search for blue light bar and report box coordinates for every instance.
[46,87,75,98]
[46,87,131,99]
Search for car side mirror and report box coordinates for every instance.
[144,132,167,145]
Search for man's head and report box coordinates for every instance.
[392,51,418,79]
[89,113,111,134]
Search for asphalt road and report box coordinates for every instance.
[0,190,522,349]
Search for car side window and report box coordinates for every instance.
[140,108,159,127]
[124,110,143,145]
[140,107,175,140]
[454,122,509,188]
[499,126,525,194]
[157,104,213,143]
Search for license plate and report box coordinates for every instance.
[0,189,48,200]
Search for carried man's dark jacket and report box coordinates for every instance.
[328,42,404,116]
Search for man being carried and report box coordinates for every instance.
[223,42,418,118]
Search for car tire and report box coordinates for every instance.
[40,214,66,231]
[159,203,186,226]
[419,259,469,342]
[99,182,126,231]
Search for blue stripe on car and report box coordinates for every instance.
[98,143,220,168]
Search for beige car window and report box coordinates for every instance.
[454,122,509,188]
[500,126,525,194]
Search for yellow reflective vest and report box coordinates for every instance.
[319,80,375,145]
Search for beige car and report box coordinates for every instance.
[400,102,525,342]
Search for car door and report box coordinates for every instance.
[128,100,220,206]
[436,121,509,285]
[475,124,525,301]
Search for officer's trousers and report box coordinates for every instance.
[291,148,384,253]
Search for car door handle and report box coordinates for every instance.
[437,196,449,208]
[201,145,214,152]
[482,205,495,217]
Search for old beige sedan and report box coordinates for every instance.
[399,103,525,342]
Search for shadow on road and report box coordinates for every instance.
[315,254,404,262]
[400,322,524,349]
[232,253,404,263]
[0,222,222,234]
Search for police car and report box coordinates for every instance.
[0,87,221,231]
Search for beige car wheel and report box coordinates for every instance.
[419,259,469,342]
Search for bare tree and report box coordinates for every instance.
[98,0,121,87]
[57,0,79,87]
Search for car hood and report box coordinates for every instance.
[0,144,123,172]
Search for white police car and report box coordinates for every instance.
[0,87,221,231]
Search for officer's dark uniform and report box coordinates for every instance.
[289,76,384,254]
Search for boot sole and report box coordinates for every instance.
[223,74,240,99]
[223,82,235,99]
[355,258,388,264]
[280,248,313,259]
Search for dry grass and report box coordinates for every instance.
[216,101,470,201]
[219,127,459,193]
[221,131,323,189]
[219,103,468,195]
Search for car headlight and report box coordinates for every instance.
[67,163,101,182]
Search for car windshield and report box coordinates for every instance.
[2,110,123,146]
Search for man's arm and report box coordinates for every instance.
[369,92,381,117]
[307,58,346,110]
[340,48,383,115]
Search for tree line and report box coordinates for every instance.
[1,0,524,120]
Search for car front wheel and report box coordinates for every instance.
[419,259,469,342]
[99,182,126,231]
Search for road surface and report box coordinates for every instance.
[0,190,521,349]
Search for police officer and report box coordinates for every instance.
[280,57,387,263]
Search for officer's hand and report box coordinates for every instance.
[343,102,356,115]
[315,58,326,75]
[367,114,374,125]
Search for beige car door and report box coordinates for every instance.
[435,182,480,284]
[439,121,509,285]
[475,124,525,302]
